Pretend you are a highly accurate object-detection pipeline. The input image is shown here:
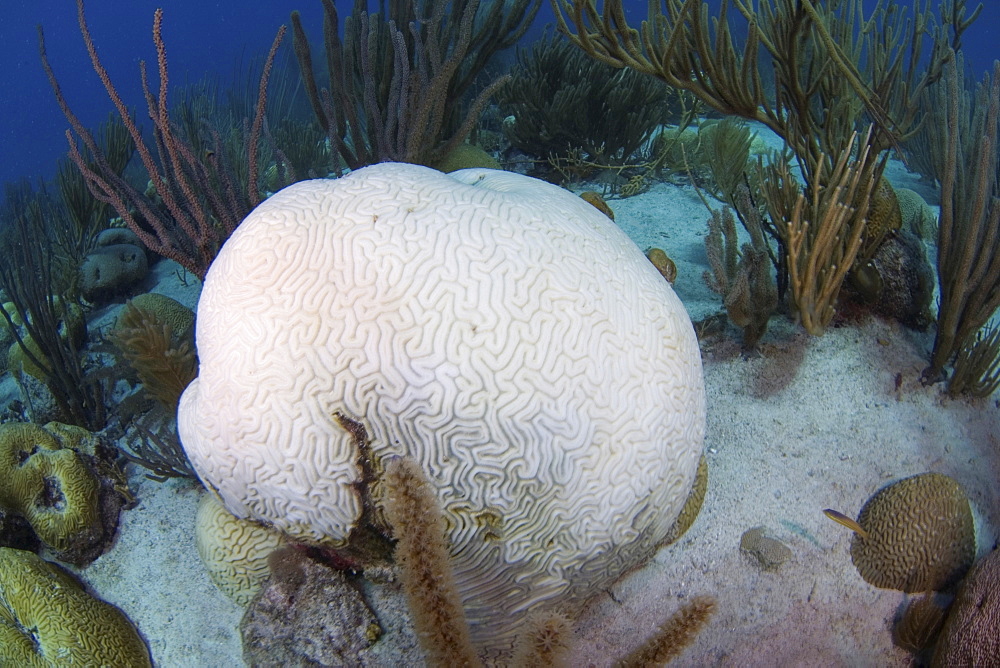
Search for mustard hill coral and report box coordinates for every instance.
[0,547,151,667]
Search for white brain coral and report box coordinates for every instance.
[177,163,705,646]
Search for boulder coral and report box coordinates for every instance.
[178,163,706,650]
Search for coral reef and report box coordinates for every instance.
[850,473,975,593]
[0,547,151,667]
[0,422,101,561]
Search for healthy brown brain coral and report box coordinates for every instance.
[850,472,975,593]
[0,547,151,667]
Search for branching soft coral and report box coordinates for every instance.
[109,301,196,413]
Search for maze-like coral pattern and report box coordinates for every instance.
[195,493,285,605]
[178,163,705,648]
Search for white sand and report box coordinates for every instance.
[65,153,998,666]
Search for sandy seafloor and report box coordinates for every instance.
[39,129,999,667]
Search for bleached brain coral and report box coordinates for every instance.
[177,163,705,646]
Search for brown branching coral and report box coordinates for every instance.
[39,0,286,279]
[291,0,539,170]
[704,206,777,352]
[760,131,877,335]
[923,54,1000,385]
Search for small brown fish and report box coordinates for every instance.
[823,508,870,540]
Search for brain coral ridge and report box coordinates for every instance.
[0,422,101,556]
[178,163,706,649]
[851,472,975,593]
[0,547,151,667]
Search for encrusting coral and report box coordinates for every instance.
[0,547,151,667]
[850,473,975,593]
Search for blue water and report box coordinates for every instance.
[1,0,997,199]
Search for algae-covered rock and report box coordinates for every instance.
[0,547,151,667]
[241,547,381,666]
[740,526,792,571]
